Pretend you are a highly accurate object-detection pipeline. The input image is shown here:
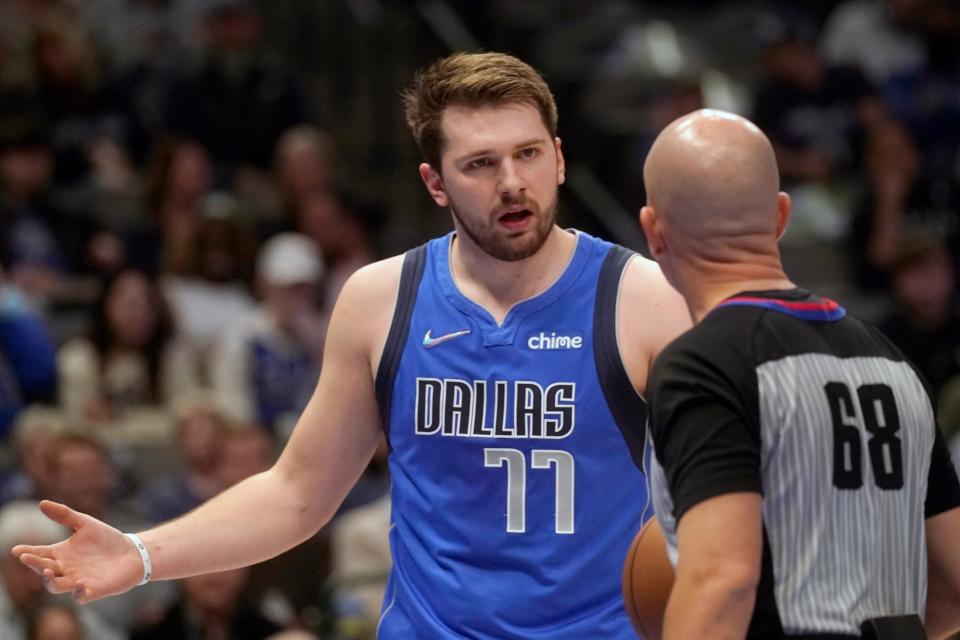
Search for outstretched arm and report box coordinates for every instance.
[13,258,402,603]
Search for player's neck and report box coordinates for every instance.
[450,226,576,325]
[679,261,795,324]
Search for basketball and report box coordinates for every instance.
[622,517,674,640]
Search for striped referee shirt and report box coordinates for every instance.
[647,288,960,638]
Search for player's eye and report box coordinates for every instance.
[467,157,492,170]
[518,148,539,159]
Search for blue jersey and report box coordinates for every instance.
[374,231,649,639]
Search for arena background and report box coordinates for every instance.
[0,0,958,638]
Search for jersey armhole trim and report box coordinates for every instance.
[374,243,428,445]
[594,244,649,471]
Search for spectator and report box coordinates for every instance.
[214,426,324,633]
[47,433,175,632]
[165,0,307,174]
[272,126,336,223]
[138,394,230,523]
[0,501,120,640]
[849,124,957,287]
[880,239,960,408]
[0,130,99,314]
[26,601,83,640]
[0,502,65,640]
[295,188,377,309]
[939,375,960,465]
[266,632,319,640]
[820,0,931,87]
[335,438,389,517]
[140,138,213,276]
[161,194,257,359]
[48,433,133,527]
[0,406,64,507]
[753,11,891,244]
[217,426,275,490]
[131,567,282,640]
[77,137,144,273]
[82,0,189,74]
[249,125,337,244]
[0,267,57,436]
[30,11,108,185]
[883,0,960,184]
[57,267,198,440]
[210,233,324,436]
[329,494,391,639]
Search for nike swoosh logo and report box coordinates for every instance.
[422,329,471,348]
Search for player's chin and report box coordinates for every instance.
[492,234,546,262]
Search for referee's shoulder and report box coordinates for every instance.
[652,306,762,377]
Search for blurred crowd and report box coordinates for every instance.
[0,0,958,638]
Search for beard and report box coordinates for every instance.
[449,192,558,262]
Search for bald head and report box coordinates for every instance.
[643,109,782,246]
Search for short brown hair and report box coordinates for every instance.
[50,432,109,467]
[402,51,558,169]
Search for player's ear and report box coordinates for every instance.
[640,206,667,260]
[774,192,791,240]
[419,163,449,207]
[555,137,565,186]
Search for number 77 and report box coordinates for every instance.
[483,448,575,534]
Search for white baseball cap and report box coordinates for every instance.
[257,233,324,286]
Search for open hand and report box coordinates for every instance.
[10,500,144,604]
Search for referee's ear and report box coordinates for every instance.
[640,205,666,261]
[774,192,792,241]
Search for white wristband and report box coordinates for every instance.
[124,533,152,585]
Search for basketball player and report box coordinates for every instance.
[639,109,960,639]
[12,53,691,638]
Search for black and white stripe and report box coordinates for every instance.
[756,354,931,635]
[645,290,960,638]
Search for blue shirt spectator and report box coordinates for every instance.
[0,284,57,436]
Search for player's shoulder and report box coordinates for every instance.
[325,254,407,352]
[617,251,689,320]
[336,254,406,311]
[609,250,692,384]
[619,251,670,291]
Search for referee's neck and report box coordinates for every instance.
[681,270,795,324]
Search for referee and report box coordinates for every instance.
[638,109,960,639]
